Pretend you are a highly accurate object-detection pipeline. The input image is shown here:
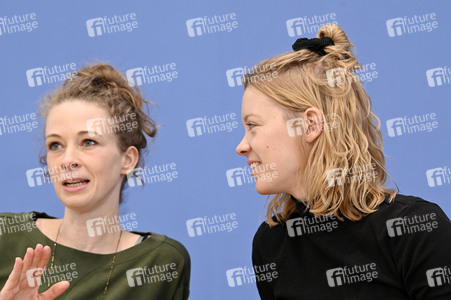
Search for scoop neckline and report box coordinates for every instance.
[26,211,162,260]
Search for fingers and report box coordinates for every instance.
[2,257,24,291]
[37,246,52,270]
[22,244,48,287]
[0,245,56,300]
[19,247,35,285]
[40,281,70,300]
[30,244,44,271]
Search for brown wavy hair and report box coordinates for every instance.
[244,24,397,225]
[39,64,158,203]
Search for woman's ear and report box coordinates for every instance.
[303,107,323,143]
[121,146,139,175]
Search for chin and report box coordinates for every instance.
[57,193,91,209]
[255,182,279,195]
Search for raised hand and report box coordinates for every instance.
[0,244,70,300]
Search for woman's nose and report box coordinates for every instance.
[236,136,251,156]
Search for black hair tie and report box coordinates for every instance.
[292,37,334,56]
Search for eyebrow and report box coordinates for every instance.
[243,113,259,123]
[45,131,100,139]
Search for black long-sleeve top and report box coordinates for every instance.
[252,194,451,299]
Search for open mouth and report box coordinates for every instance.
[63,179,90,187]
[250,162,261,171]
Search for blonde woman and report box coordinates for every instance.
[236,24,451,299]
[0,64,190,299]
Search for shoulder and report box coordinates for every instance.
[0,211,30,219]
[370,194,451,260]
[146,232,191,264]
[374,195,451,297]
[373,193,450,221]
[0,211,53,218]
[0,211,47,222]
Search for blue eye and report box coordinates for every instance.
[83,139,97,147]
[246,123,256,130]
[49,142,61,151]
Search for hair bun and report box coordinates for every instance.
[76,64,128,89]
[317,24,358,69]
[317,24,351,51]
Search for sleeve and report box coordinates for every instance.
[172,245,191,300]
[252,223,275,300]
[390,200,451,299]
[172,264,190,300]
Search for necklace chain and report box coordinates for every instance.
[49,221,122,298]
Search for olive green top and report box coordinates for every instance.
[0,212,190,300]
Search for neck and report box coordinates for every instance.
[57,207,122,254]
[290,184,308,204]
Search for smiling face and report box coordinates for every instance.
[236,87,309,197]
[236,87,303,195]
[45,100,137,213]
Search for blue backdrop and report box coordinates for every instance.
[1,1,450,299]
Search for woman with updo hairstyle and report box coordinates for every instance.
[0,64,190,299]
[236,24,451,299]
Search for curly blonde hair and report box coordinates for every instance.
[244,24,397,225]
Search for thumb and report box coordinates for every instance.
[40,281,70,299]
